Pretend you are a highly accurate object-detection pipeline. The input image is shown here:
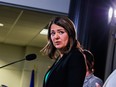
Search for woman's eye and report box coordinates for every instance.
[59,31,64,34]
[50,32,55,36]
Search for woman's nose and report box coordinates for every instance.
[54,33,59,39]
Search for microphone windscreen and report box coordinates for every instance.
[26,54,37,61]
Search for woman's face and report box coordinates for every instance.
[50,24,69,49]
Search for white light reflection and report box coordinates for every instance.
[108,7,113,23]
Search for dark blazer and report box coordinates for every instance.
[43,48,86,87]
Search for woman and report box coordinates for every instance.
[83,49,103,87]
[41,16,86,87]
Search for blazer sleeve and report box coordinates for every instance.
[67,49,86,87]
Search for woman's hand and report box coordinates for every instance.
[95,83,101,87]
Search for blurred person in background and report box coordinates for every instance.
[103,69,116,87]
[83,49,103,87]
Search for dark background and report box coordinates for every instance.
[68,0,111,82]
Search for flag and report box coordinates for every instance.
[29,69,34,87]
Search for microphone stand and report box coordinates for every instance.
[0,54,36,69]
[0,58,26,69]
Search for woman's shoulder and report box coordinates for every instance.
[71,47,84,56]
[67,47,85,62]
[94,76,103,82]
[91,75,103,86]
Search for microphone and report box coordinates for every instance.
[26,54,37,61]
[0,54,37,69]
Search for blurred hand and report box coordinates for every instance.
[95,83,101,87]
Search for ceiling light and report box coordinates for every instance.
[40,29,48,35]
[0,23,4,26]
